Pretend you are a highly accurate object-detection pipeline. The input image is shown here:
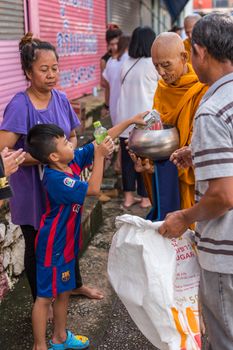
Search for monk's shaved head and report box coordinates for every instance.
[184,14,201,39]
[152,32,185,57]
[184,14,201,25]
[151,32,188,85]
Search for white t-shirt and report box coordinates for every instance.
[102,52,128,125]
[116,57,159,138]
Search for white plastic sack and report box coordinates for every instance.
[108,214,201,350]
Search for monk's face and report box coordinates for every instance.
[184,16,201,41]
[184,19,196,40]
[152,50,187,85]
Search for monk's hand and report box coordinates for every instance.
[158,210,189,239]
[135,157,144,173]
[125,138,129,150]
[129,111,149,127]
[128,151,143,172]
[170,146,193,169]
[142,158,154,173]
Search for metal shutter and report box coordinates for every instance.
[0,0,27,121]
[141,0,153,28]
[38,0,106,99]
[0,0,25,40]
[107,0,141,34]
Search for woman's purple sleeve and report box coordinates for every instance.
[0,93,28,135]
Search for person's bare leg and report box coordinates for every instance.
[52,291,70,344]
[47,303,53,323]
[71,285,104,299]
[32,296,52,350]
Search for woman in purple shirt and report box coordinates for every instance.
[0,33,103,306]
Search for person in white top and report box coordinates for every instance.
[100,24,122,115]
[117,26,159,208]
[102,36,130,126]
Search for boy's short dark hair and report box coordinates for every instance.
[128,26,156,58]
[27,124,65,164]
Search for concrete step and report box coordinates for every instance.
[81,197,103,257]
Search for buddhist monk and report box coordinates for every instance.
[131,32,208,221]
[183,15,201,63]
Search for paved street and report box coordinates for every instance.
[0,183,158,350]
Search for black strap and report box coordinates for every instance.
[121,58,141,85]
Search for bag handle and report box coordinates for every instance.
[121,57,142,85]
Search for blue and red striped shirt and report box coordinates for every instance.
[35,143,94,267]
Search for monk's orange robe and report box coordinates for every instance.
[143,64,208,211]
[183,38,192,63]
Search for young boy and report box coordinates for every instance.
[27,124,113,350]
[27,113,146,350]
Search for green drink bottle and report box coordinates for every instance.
[93,121,108,144]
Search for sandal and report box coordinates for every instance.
[49,330,89,350]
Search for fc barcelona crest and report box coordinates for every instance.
[62,270,70,282]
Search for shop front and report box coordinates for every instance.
[0,0,107,121]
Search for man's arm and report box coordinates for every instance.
[159,176,233,238]
[185,177,233,222]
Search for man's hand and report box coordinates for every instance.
[1,147,26,177]
[158,210,190,239]
[96,136,115,157]
[170,146,193,169]
[129,111,148,127]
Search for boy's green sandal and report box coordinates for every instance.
[49,330,89,349]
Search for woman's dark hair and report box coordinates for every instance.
[19,32,59,79]
[117,35,131,60]
[106,24,122,44]
[27,124,64,164]
[192,13,233,64]
[128,26,156,58]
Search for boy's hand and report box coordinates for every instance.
[96,136,114,157]
[129,111,149,127]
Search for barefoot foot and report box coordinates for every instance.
[71,285,104,300]
[140,198,151,208]
[123,197,141,208]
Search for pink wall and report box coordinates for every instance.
[0,41,27,121]
[39,0,107,100]
[0,0,107,121]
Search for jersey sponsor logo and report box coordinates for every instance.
[64,177,75,188]
[73,204,81,213]
[62,270,70,282]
